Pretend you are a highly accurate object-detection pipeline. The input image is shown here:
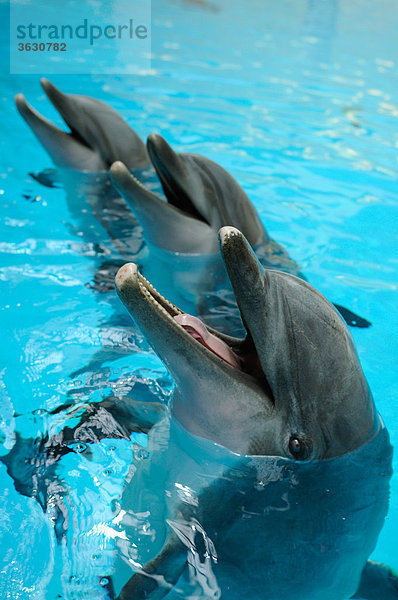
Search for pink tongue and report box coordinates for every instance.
[174,314,242,369]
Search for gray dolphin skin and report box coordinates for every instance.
[111,135,293,268]
[110,134,301,335]
[110,135,370,329]
[14,80,157,261]
[113,226,393,600]
[15,82,370,328]
[15,79,150,171]
[116,226,377,456]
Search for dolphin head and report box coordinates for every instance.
[116,226,378,458]
[15,79,149,172]
[110,135,266,254]
[147,134,265,247]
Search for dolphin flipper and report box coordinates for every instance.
[333,304,371,328]
[47,396,167,446]
[352,561,398,599]
[117,534,187,600]
[90,396,167,436]
[29,168,61,188]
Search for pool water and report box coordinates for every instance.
[0,0,398,598]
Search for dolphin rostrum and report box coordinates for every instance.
[15,79,158,261]
[15,78,150,172]
[15,82,370,328]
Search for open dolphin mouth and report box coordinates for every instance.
[39,78,92,149]
[118,265,245,369]
[115,235,269,386]
[173,313,242,369]
[116,226,378,459]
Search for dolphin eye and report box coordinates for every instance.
[288,436,308,460]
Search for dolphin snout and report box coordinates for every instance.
[115,262,138,293]
[218,226,241,245]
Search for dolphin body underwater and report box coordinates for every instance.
[91,226,395,600]
[16,80,370,333]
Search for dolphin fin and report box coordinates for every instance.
[1,398,166,493]
[117,534,187,600]
[29,168,62,188]
[333,304,372,328]
[91,396,167,435]
[52,396,167,443]
[351,560,398,599]
[110,161,217,253]
[1,398,166,542]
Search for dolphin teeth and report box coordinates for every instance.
[129,170,152,193]
[136,271,183,318]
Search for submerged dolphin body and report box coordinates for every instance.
[111,227,393,600]
[0,230,394,598]
[111,135,370,331]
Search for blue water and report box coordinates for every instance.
[1,0,398,598]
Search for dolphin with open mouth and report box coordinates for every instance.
[110,226,394,600]
[0,228,394,598]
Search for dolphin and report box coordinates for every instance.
[0,228,393,597]
[111,135,371,330]
[15,78,149,172]
[110,133,298,262]
[14,80,164,377]
[15,79,161,261]
[109,226,393,600]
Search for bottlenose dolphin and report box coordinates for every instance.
[15,79,157,260]
[14,80,164,377]
[111,135,370,330]
[0,229,393,597]
[110,226,393,599]
[15,78,149,172]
